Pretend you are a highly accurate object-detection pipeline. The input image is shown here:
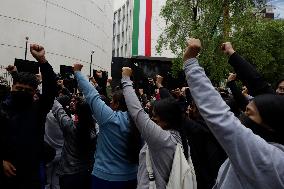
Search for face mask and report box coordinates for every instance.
[11,91,34,108]
[239,113,276,143]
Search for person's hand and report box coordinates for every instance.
[90,77,97,84]
[155,75,164,88]
[242,86,249,96]
[57,80,64,87]
[3,160,16,177]
[73,63,83,72]
[30,44,47,64]
[138,89,144,95]
[221,42,235,56]
[5,65,17,73]
[227,73,237,82]
[183,38,202,62]
[107,77,112,83]
[122,67,132,77]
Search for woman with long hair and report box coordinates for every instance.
[52,97,97,189]
[121,67,195,189]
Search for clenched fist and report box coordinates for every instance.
[122,67,132,77]
[30,44,47,64]
[227,73,237,82]
[155,75,164,88]
[5,65,17,73]
[73,63,83,72]
[183,38,202,62]
[221,42,235,56]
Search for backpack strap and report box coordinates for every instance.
[146,145,157,188]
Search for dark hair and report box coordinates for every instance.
[153,97,189,160]
[57,95,71,116]
[112,90,141,163]
[112,90,128,112]
[75,97,96,157]
[13,72,39,89]
[253,94,284,145]
[276,79,284,89]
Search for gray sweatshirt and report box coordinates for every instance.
[52,100,96,176]
[44,110,64,160]
[122,76,185,189]
[184,58,284,189]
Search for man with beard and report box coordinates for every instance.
[0,44,57,189]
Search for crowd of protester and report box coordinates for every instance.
[0,39,283,189]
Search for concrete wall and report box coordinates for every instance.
[0,0,113,77]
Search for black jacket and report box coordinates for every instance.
[0,62,57,188]
[228,52,275,96]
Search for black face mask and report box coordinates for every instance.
[239,113,278,143]
[11,91,34,108]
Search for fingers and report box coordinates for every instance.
[122,67,132,77]
[30,44,44,52]
[3,161,16,177]
[73,63,83,71]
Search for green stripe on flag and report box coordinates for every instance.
[132,0,140,56]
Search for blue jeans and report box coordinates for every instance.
[91,175,137,189]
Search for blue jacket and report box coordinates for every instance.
[75,71,138,181]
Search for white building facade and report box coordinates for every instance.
[113,0,174,58]
[0,0,113,77]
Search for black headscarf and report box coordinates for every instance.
[253,94,284,144]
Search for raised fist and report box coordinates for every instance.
[221,42,235,56]
[73,63,83,72]
[122,67,132,77]
[156,75,163,84]
[57,80,64,87]
[155,75,164,88]
[5,65,17,73]
[30,44,46,63]
[183,38,202,62]
[227,73,237,82]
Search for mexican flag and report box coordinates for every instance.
[132,0,152,57]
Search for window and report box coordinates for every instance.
[114,12,117,20]
[118,9,121,21]
[125,44,128,56]
[121,47,124,56]
[113,23,116,35]
[112,37,115,49]
[117,35,120,47]
[112,50,115,57]
[118,21,121,34]
[122,31,124,44]
[122,6,126,19]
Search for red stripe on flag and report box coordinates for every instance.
[145,0,152,57]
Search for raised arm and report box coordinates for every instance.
[28,44,58,118]
[73,64,114,126]
[226,73,248,111]
[184,39,283,184]
[155,75,172,99]
[222,42,275,96]
[121,68,173,148]
[52,100,75,133]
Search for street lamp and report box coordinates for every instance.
[25,36,29,60]
[90,51,95,80]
